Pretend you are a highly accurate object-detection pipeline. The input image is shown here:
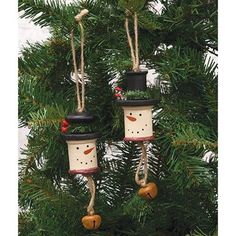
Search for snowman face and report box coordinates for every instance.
[66,139,98,171]
[123,106,154,140]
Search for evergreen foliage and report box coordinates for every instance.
[18,0,217,235]
[126,90,151,100]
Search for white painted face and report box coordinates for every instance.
[66,139,98,171]
[123,106,154,140]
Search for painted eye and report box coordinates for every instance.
[139,114,142,116]
[142,129,144,131]
[137,131,139,134]
[76,147,79,150]
[145,124,147,126]
[86,145,89,148]
[80,162,83,164]
[129,113,132,115]
[77,158,79,161]
[90,160,93,162]
[85,162,88,165]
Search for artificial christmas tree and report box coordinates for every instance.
[19,0,218,235]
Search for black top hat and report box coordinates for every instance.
[126,70,148,91]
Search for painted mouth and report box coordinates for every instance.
[84,147,94,155]
[126,115,136,122]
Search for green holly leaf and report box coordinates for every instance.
[118,0,146,12]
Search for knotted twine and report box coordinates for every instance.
[125,10,140,72]
[70,9,88,112]
[70,30,81,111]
[86,175,96,215]
[134,12,139,71]
[125,10,136,71]
[135,142,148,187]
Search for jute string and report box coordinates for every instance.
[70,9,88,112]
[125,11,136,71]
[86,175,96,215]
[125,10,140,72]
[135,142,148,187]
[134,12,139,71]
[70,30,82,111]
[78,21,85,111]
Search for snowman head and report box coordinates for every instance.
[66,139,98,173]
[123,106,154,141]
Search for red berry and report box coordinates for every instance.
[114,93,121,97]
[61,119,69,127]
[114,86,123,92]
[61,126,68,133]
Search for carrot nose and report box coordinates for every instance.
[84,147,94,155]
[126,115,136,122]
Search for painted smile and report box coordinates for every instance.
[84,147,94,155]
[126,115,136,122]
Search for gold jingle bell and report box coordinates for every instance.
[138,182,158,200]
[81,214,101,230]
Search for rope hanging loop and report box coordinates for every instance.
[124,9,140,72]
[85,175,96,216]
[135,141,148,187]
[70,9,89,113]
[135,142,158,200]
[75,9,89,21]
[81,175,102,230]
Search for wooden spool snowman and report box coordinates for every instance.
[61,9,101,230]
[63,113,100,176]
[116,72,159,200]
[116,70,157,142]
[62,113,102,230]
[116,3,159,200]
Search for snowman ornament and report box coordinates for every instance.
[61,9,102,230]
[116,69,159,200]
[62,113,101,230]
